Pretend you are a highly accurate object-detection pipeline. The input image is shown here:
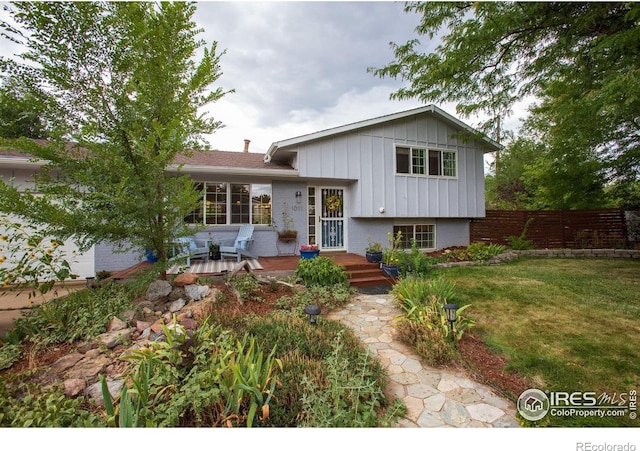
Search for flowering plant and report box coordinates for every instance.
[300,244,319,251]
[383,230,403,266]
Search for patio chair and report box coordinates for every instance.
[220,224,256,262]
[172,236,209,266]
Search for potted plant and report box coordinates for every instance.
[382,230,403,277]
[275,202,297,241]
[209,241,221,260]
[364,237,383,263]
[299,244,320,259]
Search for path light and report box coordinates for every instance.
[443,303,458,343]
[304,304,321,325]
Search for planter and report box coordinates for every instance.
[145,249,159,263]
[366,251,383,263]
[210,251,221,261]
[300,249,320,259]
[278,231,298,240]
[381,263,399,278]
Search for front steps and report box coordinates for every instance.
[344,261,394,289]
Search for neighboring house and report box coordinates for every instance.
[0,105,501,278]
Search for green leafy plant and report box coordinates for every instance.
[294,256,348,287]
[391,276,473,363]
[506,217,535,250]
[229,274,261,301]
[0,344,21,370]
[5,283,132,345]
[0,217,78,297]
[298,332,406,427]
[465,242,507,261]
[365,236,382,253]
[382,230,403,266]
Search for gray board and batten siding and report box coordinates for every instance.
[268,106,496,220]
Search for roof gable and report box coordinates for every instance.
[265,104,502,162]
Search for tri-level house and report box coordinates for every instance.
[0,105,500,278]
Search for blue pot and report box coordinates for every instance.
[145,249,159,263]
[381,263,399,278]
[300,249,320,259]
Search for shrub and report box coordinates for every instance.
[298,333,406,427]
[294,256,348,287]
[0,378,101,427]
[506,218,535,250]
[229,273,261,301]
[0,344,21,370]
[275,284,354,315]
[391,276,473,363]
[465,242,507,261]
[5,282,133,345]
[399,239,431,277]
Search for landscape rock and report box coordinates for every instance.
[168,298,187,313]
[96,328,133,349]
[173,273,199,287]
[85,378,124,407]
[65,354,111,380]
[146,280,172,302]
[51,353,84,373]
[184,284,211,301]
[107,317,128,332]
[64,378,87,397]
[168,287,187,301]
[136,320,152,332]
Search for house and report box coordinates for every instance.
[0,105,501,278]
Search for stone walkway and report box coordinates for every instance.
[327,293,521,428]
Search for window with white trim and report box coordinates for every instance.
[393,224,436,250]
[396,146,426,175]
[184,182,272,225]
[395,145,456,177]
[428,149,457,177]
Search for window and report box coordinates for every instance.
[185,182,272,225]
[393,224,435,250]
[428,150,456,177]
[396,146,455,177]
[395,146,426,175]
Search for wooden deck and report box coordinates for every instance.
[108,252,393,288]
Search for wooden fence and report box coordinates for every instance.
[469,209,629,249]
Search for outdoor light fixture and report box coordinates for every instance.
[443,303,458,343]
[295,191,302,203]
[304,304,321,325]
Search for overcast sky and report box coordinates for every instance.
[1,1,527,155]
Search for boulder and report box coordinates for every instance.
[168,298,186,313]
[107,317,128,332]
[85,378,124,407]
[184,284,211,301]
[173,273,199,287]
[146,280,172,302]
[96,328,133,349]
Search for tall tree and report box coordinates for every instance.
[0,76,49,139]
[371,2,640,208]
[0,2,230,277]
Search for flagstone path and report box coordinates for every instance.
[327,293,521,428]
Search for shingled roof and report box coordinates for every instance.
[0,142,294,172]
[173,149,292,171]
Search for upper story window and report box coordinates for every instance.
[396,145,456,178]
[185,182,272,226]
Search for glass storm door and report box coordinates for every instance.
[318,188,345,250]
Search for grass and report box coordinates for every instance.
[431,257,640,427]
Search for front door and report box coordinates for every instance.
[316,187,346,251]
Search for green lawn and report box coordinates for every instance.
[431,257,640,427]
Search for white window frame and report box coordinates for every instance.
[393,223,436,251]
[185,182,272,226]
[395,144,457,179]
[428,148,458,178]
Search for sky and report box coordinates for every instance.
[0,1,529,155]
